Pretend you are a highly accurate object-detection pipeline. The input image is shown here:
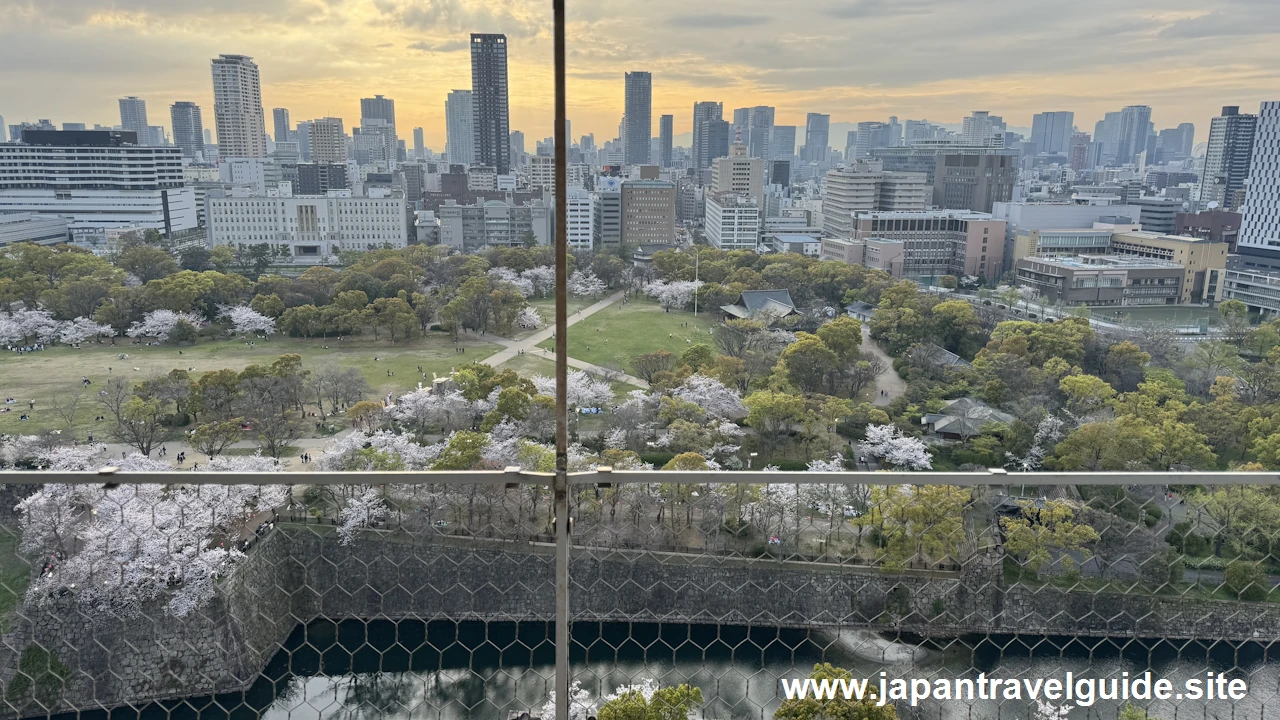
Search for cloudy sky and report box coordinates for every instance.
[2,0,1279,148]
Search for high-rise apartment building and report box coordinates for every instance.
[309,117,346,164]
[1030,111,1074,155]
[659,114,673,168]
[691,102,724,169]
[1238,102,1280,253]
[272,108,291,143]
[933,150,1017,214]
[821,160,927,238]
[470,34,510,174]
[624,71,652,165]
[211,54,267,158]
[1115,105,1153,166]
[962,111,998,146]
[169,102,205,159]
[446,90,475,166]
[413,127,425,158]
[118,97,148,135]
[705,192,760,250]
[360,95,397,157]
[801,113,830,163]
[1202,106,1257,211]
[621,179,676,245]
[711,144,765,207]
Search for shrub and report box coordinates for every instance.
[1224,560,1269,602]
[5,645,69,706]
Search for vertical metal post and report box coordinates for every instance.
[552,1,571,718]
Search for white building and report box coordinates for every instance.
[0,130,196,233]
[820,160,927,238]
[1238,101,1280,252]
[437,198,552,251]
[529,155,555,191]
[705,191,760,250]
[992,201,1144,274]
[210,54,267,159]
[0,213,69,247]
[468,166,497,191]
[565,187,595,250]
[710,143,765,206]
[205,186,408,260]
[445,90,475,166]
[218,158,267,194]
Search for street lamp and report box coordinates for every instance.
[748,452,758,470]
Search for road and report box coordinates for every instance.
[862,327,905,406]
[485,290,651,389]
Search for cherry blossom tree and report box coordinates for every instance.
[0,308,61,346]
[643,280,702,310]
[388,388,487,435]
[540,680,596,720]
[337,488,388,545]
[220,304,277,336]
[532,371,614,409]
[1007,415,1065,471]
[516,306,544,329]
[862,424,933,471]
[126,309,203,341]
[489,267,534,297]
[671,375,746,420]
[520,266,556,298]
[58,317,115,345]
[569,270,606,298]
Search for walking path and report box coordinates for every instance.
[484,291,651,389]
[863,327,905,406]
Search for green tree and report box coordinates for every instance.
[1000,500,1100,579]
[773,663,896,720]
[861,485,969,567]
[780,333,838,393]
[1058,374,1117,415]
[347,401,385,433]
[598,684,704,720]
[930,299,983,356]
[816,316,862,365]
[1224,560,1270,601]
[432,431,489,470]
[1218,298,1251,345]
[119,245,178,283]
[661,452,709,471]
[632,350,678,383]
[190,419,244,459]
[680,344,716,372]
[743,390,805,456]
[250,293,286,319]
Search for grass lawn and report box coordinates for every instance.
[536,299,720,373]
[499,352,643,398]
[0,333,501,439]
[501,296,601,341]
[0,532,29,633]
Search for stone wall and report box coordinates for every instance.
[1,527,1275,717]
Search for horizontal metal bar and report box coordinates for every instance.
[0,468,1276,486]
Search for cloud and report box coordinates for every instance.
[822,0,936,19]
[665,12,768,28]
[372,0,548,38]
[407,39,469,53]
[1159,6,1280,39]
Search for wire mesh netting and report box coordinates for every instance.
[0,477,1273,720]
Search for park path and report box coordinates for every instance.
[485,290,652,389]
[93,432,354,472]
[863,327,905,406]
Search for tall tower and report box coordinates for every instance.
[801,113,830,163]
[1115,105,1153,165]
[210,54,267,158]
[309,117,346,164]
[413,127,425,158]
[691,101,723,170]
[360,95,397,151]
[470,34,510,174]
[118,97,148,136]
[1202,106,1257,210]
[1030,111,1074,154]
[1237,102,1280,250]
[445,89,475,166]
[169,102,205,159]
[624,71,653,165]
[659,114,673,168]
[272,108,291,143]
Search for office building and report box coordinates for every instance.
[740,106,774,161]
[118,97,148,135]
[169,102,205,159]
[691,101,723,169]
[594,176,624,248]
[529,154,555,191]
[801,113,830,162]
[1030,111,1074,155]
[1115,105,1153,166]
[705,192,760,250]
[211,54,267,158]
[207,186,407,257]
[1202,106,1257,211]
[293,163,351,195]
[309,118,346,164]
[0,213,70,247]
[0,117,5,143]
[659,114,673,168]
[701,119,730,171]
[1013,228,1116,261]
[1016,255,1188,307]
[445,90,475,166]
[1175,209,1242,250]
[933,150,1017,213]
[850,209,1005,278]
[1238,102,1280,255]
[621,179,675,245]
[961,111,999,146]
[624,71,652,165]
[853,122,892,159]
[710,144,765,207]
[1158,123,1196,161]
[470,34,511,174]
[437,197,551,250]
[360,95,397,158]
[413,127,425,158]
[293,120,312,161]
[565,187,595,250]
[771,125,796,160]
[821,160,927,238]
[272,108,291,143]
[1133,197,1183,235]
[0,130,195,233]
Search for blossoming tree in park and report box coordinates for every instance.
[516,306,543,329]
[488,267,535,297]
[57,317,115,345]
[9,438,286,617]
[220,304,277,336]
[643,279,702,310]
[670,374,747,420]
[520,265,556,298]
[862,424,933,470]
[0,308,62,345]
[126,309,203,341]
[569,270,607,298]
[532,371,614,409]
[317,430,448,543]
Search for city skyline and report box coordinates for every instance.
[1,0,1277,148]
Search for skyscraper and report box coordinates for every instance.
[1093,111,1122,165]
[272,108,291,143]
[445,89,475,166]
[624,71,652,165]
[413,127,425,158]
[770,125,796,160]
[703,120,730,171]
[1202,106,1258,210]
[360,95,397,153]
[1030,111,1074,154]
[169,102,205,159]
[745,106,774,160]
[659,114,673,168]
[961,111,997,146]
[1115,105,1153,166]
[118,97,148,135]
[309,117,346,164]
[1237,102,1280,250]
[211,54,267,158]
[801,113,830,162]
[470,34,510,174]
[691,101,723,169]
[854,122,892,159]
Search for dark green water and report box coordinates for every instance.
[47,621,1278,720]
